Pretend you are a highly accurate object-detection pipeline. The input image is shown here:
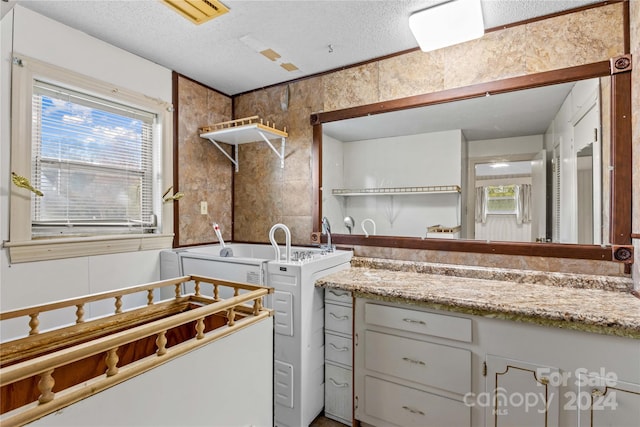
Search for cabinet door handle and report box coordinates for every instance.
[402,405,425,416]
[402,318,426,325]
[329,342,349,352]
[329,312,349,321]
[328,290,348,297]
[329,378,349,388]
[402,357,426,366]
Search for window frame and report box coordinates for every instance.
[6,55,174,263]
[484,184,518,216]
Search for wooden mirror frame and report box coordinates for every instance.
[311,58,632,263]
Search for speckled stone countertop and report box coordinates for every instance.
[316,257,640,339]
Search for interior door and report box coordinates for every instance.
[573,103,601,244]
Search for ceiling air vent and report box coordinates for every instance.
[162,0,229,25]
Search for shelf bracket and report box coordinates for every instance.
[257,130,285,169]
[199,117,287,172]
[206,137,239,172]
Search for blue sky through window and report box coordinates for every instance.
[40,95,145,169]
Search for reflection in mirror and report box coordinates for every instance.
[322,76,609,245]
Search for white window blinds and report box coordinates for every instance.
[31,80,157,237]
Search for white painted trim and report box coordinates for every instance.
[5,234,174,263]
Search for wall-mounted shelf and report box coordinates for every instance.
[199,116,287,172]
[427,224,462,233]
[332,185,461,197]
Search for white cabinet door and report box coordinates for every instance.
[578,375,640,427]
[485,355,560,427]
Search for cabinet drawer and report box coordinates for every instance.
[364,303,471,342]
[325,332,352,367]
[325,303,352,335]
[325,288,352,305]
[363,375,470,427]
[325,364,352,423]
[364,330,470,394]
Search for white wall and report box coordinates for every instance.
[322,133,347,233]
[343,130,463,188]
[468,134,543,158]
[324,130,463,238]
[0,7,173,340]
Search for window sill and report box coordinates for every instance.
[4,234,174,263]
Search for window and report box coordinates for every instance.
[485,185,517,214]
[31,81,156,237]
[7,55,173,263]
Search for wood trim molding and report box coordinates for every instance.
[609,66,632,246]
[623,0,630,54]
[334,235,612,261]
[311,61,611,125]
[172,71,180,248]
[312,124,322,232]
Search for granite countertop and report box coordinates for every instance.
[316,257,640,338]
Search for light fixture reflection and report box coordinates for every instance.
[490,163,509,168]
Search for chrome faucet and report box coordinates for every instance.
[321,216,334,252]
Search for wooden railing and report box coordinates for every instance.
[0,275,273,427]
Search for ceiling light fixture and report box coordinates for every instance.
[409,0,484,52]
[161,0,229,25]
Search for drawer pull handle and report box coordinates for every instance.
[329,312,349,321]
[328,290,348,297]
[329,343,349,352]
[402,406,425,416]
[402,357,426,366]
[402,318,426,325]
[329,378,349,388]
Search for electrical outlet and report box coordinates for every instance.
[200,201,208,215]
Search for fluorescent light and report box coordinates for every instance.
[409,0,484,52]
[490,163,509,168]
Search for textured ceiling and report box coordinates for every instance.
[9,0,600,96]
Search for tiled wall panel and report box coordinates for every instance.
[176,76,232,246]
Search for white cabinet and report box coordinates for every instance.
[484,355,560,427]
[324,288,353,425]
[354,297,640,427]
[354,299,472,427]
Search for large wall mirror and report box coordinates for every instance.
[311,60,632,261]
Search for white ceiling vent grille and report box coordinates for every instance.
[162,0,229,25]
